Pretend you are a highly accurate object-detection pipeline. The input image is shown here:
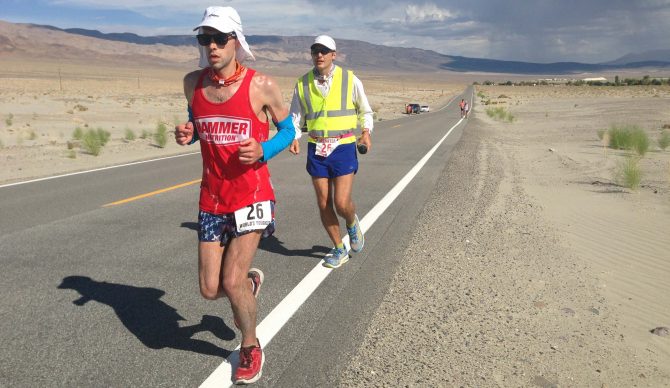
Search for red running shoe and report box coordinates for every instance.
[234,341,264,385]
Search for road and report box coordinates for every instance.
[0,87,472,387]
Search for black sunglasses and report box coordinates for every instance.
[196,32,236,46]
[311,46,333,56]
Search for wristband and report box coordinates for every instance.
[187,106,199,144]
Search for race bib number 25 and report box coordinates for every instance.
[234,201,273,233]
[315,137,339,157]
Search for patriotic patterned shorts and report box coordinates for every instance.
[198,204,275,244]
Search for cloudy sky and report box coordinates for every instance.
[2,0,669,63]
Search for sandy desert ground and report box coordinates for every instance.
[340,84,670,386]
[0,59,457,185]
[2,58,670,387]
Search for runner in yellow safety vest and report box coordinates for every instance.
[288,35,374,269]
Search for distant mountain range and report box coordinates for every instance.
[4,21,670,75]
[605,49,670,65]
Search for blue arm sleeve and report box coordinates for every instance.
[260,116,295,162]
[187,106,199,145]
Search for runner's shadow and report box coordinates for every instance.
[180,222,199,231]
[58,275,233,358]
[258,235,330,258]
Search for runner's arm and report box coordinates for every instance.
[289,85,304,140]
[260,116,295,161]
[258,76,294,162]
[352,75,374,134]
[187,106,199,144]
[175,71,200,145]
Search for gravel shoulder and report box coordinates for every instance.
[339,97,670,387]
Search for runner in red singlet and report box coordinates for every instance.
[174,6,295,385]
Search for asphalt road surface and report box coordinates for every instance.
[0,87,472,387]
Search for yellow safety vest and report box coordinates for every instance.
[297,66,358,144]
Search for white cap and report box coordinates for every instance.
[194,6,255,66]
[311,35,336,51]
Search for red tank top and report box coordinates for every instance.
[192,68,274,214]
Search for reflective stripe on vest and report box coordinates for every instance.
[297,66,358,139]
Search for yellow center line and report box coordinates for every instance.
[103,179,202,207]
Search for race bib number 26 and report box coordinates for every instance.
[234,201,273,233]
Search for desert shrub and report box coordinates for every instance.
[96,128,111,146]
[28,130,38,140]
[608,125,649,155]
[486,107,514,122]
[630,128,649,156]
[658,130,670,150]
[615,156,642,190]
[73,104,88,112]
[5,113,13,127]
[72,127,84,140]
[124,128,136,141]
[67,150,76,159]
[81,129,103,156]
[486,107,503,119]
[154,122,168,148]
[140,129,151,139]
[477,91,485,99]
[608,125,633,150]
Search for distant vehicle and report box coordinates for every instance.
[406,103,421,114]
[420,105,430,112]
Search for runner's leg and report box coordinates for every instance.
[221,230,263,347]
[332,172,356,225]
[198,242,226,300]
[312,177,342,247]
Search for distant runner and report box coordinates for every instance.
[459,98,466,118]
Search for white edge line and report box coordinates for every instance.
[200,115,466,388]
[0,151,201,189]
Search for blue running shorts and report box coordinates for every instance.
[198,203,275,244]
[306,142,358,178]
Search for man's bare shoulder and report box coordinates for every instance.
[184,70,203,86]
[250,69,279,92]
